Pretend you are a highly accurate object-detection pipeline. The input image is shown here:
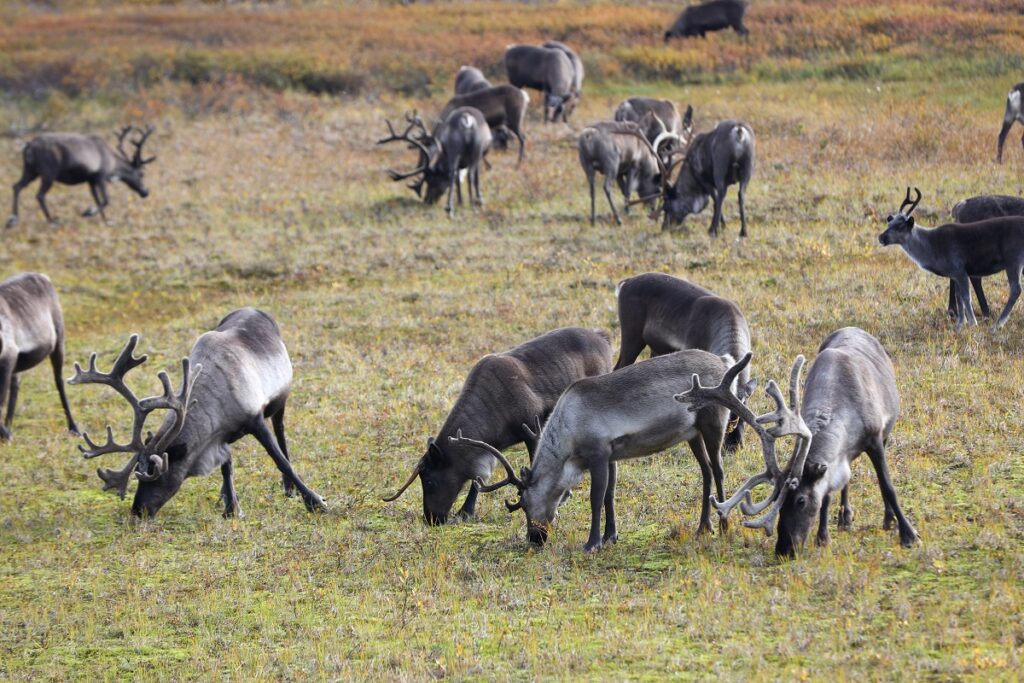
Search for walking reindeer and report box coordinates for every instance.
[69,308,325,517]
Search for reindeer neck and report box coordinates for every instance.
[900,224,947,275]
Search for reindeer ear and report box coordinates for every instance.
[803,461,828,482]
[741,379,758,401]
[907,216,915,228]
[683,105,693,127]
[426,438,444,462]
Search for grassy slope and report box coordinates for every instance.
[1,2,1023,681]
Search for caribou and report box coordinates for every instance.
[7,125,155,228]
[0,272,78,440]
[378,109,492,216]
[665,0,749,41]
[676,329,919,556]
[996,82,1024,163]
[454,66,491,95]
[541,41,584,122]
[505,44,576,123]
[614,272,754,452]
[577,119,668,226]
[440,84,528,163]
[454,348,735,551]
[878,187,1024,330]
[614,98,693,163]
[69,308,326,518]
[382,327,612,525]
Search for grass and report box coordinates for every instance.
[1,1,1023,680]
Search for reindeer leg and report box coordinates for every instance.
[603,175,622,226]
[251,417,325,512]
[455,480,479,520]
[585,457,609,552]
[703,425,728,533]
[952,273,977,330]
[8,169,37,229]
[688,436,715,535]
[0,360,14,440]
[4,375,18,428]
[947,279,959,319]
[49,344,78,434]
[997,117,1013,163]
[816,492,831,546]
[838,484,854,529]
[738,181,748,237]
[271,406,294,497]
[36,176,56,224]
[602,461,618,545]
[84,182,102,219]
[586,170,597,226]
[708,187,725,237]
[995,265,1021,329]
[865,436,917,547]
[515,129,526,165]
[220,460,242,518]
[972,277,990,318]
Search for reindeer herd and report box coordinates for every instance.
[2,30,1024,560]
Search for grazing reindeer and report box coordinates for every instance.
[676,329,918,556]
[653,119,755,236]
[577,120,667,225]
[615,98,693,163]
[69,308,326,518]
[382,327,612,525]
[454,66,491,95]
[0,272,78,440]
[879,187,1024,330]
[455,348,734,551]
[541,41,584,122]
[665,0,749,41]
[440,85,528,163]
[941,195,1024,320]
[614,273,754,452]
[7,125,155,228]
[505,44,575,123]
[378,109,492,216]
[996,82,1024,163]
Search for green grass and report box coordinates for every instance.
[1,5,1023,681]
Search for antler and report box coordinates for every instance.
[377,112,435,183]
[114,125,134,159]
[899,186,922,216]
[448,429,526,511]
[381,455,425,502]
[521,415,543,455]
[131,125,157,165]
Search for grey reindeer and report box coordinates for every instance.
[541,41,584,122]
[676,329,918,557]
[996,82,1024,163]
[7,125,155,228]
[653,119,755,236]
[378,110,492,216]
[440,85,528,163]
[455,348,735,551]
[0,272,78,440]
[69,308,326,518]
[454,66,491,95]
[505,44,576,123]
[878,187,1024,330]
[614,98,693,164]
[382,327,612,526]
[614,273,754,453]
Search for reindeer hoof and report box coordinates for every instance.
[304,494,328,512]
[4,216,17,229]
[602,531,618,545]
[583,540,603,553]
[82,207,98,218]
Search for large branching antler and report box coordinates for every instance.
[377,111,435,183]
[448,429,525,512]
[131,125,157,166]
[114,125,134,160]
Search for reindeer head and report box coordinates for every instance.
[878,186,922,246]
[113,125,157,198]
[381,437,477,525]
[377,113,452,205]
[68,335,199,509]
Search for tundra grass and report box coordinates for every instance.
[1,6,1023,683]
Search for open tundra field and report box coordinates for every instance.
[1,0,1024,680]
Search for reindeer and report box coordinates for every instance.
[614,98,693,163]
[7,126,155,228]
[440,85,528,163]
[454,66,491,95]
[996,82,1024,163]
[577,119,668,226]
[68,308,325,518]
[505,44,575,124]
[0,273,78,440]
[378,109,492,216]
[541,41,583,122]
[879,187,1024,330]
[651,119,754,236]
[454,348,734,551]
[614,273,754,452]
[676,329,918,557]
[665,0,749,41]
[382,327,612,525]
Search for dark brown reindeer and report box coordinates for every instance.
[652,119,754,236]
[577,119,667,226]
[505,44,576,124]
[676,328,918,557]
[7,125,155,228]
[440,85,528,163]
[0,272,78,440]
[456,348,736,552]
[665,0,749,41]
[378,109,492,216]
[614,273,754,452]
[69,308,325,518]
[615,98,693,163]
[996,82,1024,163]
[879,187,1024,330]
[382,327,612,526]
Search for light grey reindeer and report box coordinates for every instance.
[505,44,575,123]
[453,348,735,551]
[378,109,492,216]
[440,85,528,163]
[541,41,583,122]
[578,119,668,226]
[454,66,491,95]
[614,273,754,453]
[0,272,78,440]
[7,125,155,228]
[614,98,693,163]
[996,82,1024,163]
[654,119,754,237]
[878,187,1024,330]
[676,328,918,557]
[69,308,325,518]
[382,327,613,525]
